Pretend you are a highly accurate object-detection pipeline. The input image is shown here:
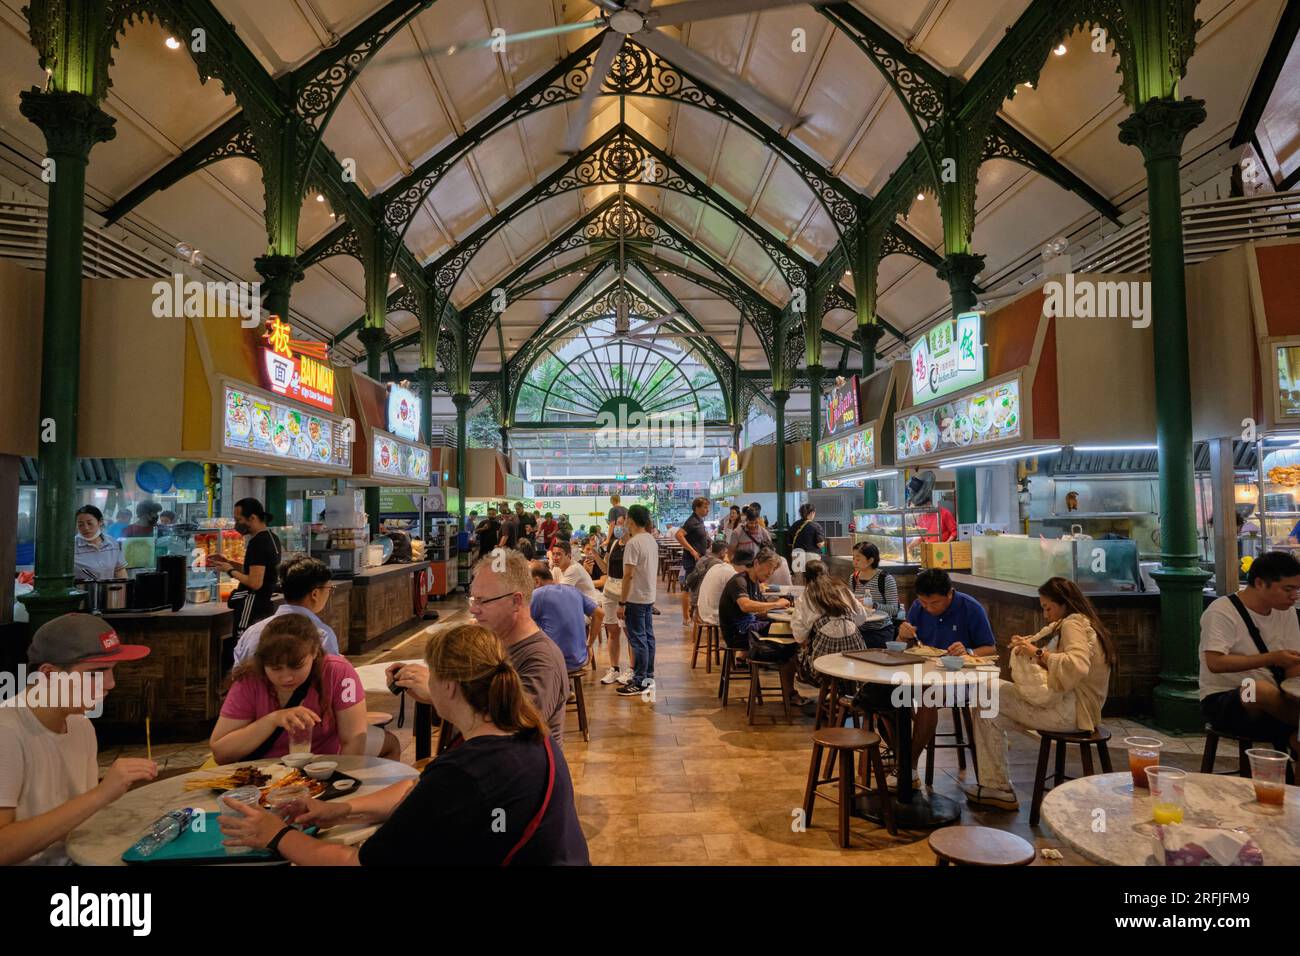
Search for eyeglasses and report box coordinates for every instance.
[468,591,519,608]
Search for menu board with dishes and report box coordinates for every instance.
[387,384,421,443]
[1276,344,1300,418]
[825,376,860,437]
[896,379,1021,462]
[223,385,351,471]
[709,471,744,497]
[373,432,431,483]
[817,425,875,477]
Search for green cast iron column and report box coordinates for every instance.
[807,363,824,490]
[1119,97,1210,732]
[937,252,984,316]
[499,426,510,457]
[253,255,303,324]
[357,326,387,538]
[956,467,976,526]
[416,367,436,447]
[453,393,470,530]
[773,389,789,555]
[18,91,115,629]
[855,324,885,510]
[264,477,287,526]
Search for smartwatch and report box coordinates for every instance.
[1035,647,1044,660]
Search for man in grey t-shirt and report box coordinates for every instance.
[617,504,660,696]
[389,549,569,745]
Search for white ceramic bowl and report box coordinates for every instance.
[303,761,338,781]
[331,778,356,792]
[281,753,315,769]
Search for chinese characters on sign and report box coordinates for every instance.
[910,312,984,403]
[259,317,336,412]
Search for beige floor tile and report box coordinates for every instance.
[637,809,756,837]
[621,835,711,865]
[578,791,696,815]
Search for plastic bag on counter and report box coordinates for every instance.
[1152,825,1264,866]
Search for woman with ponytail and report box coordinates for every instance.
[219,623,590,866]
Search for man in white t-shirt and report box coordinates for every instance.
[549,539,600,603]
[617,505,659,697]
[698,554,741,627]
[0,614,158,865]
[1199,551,1300,752]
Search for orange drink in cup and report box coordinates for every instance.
[1124,736,1163,790]
[1245,749,1290,809]
[1145,766,1187,825]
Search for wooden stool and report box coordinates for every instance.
[717,646,752,707]
[925,706,978,786]
[1029,727,1113,826]
[802,726,895,844]
[666,572,679,594]
[928,825,1034,867]
[567,667,589,742]
[1199,725,1295,782]
[746,660,795,725]
[692,622,721,672]
[365,711,394,728]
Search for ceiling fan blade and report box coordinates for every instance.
[650,0,829,29]
[378,19,604,63]
[561,30,626,155]
[634,29,806,130]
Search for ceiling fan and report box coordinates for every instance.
[381,1,829,154]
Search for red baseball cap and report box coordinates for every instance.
[27,613,151,666]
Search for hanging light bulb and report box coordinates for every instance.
[916,192,925,201]
[1054,44,1067,56]
[174,241,193,260]
[315,193,325,203]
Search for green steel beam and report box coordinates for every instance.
[1231,0,1300,149]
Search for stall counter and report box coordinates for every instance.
[347,560,431,653]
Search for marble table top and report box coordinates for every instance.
[67,755,419,866]
[1041,772,1300,866]
[1282,676,1300,699]
[813,651,1000,687]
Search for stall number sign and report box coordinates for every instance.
[910,312,983,403]
[260,317,336,412]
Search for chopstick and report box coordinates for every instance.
[145,716,152,763]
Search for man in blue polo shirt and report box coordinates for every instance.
[895,568,997,787]
[530,563,598,671]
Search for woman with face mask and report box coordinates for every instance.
[209,614,367,764]
[73,506,127,582]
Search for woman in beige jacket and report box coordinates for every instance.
[962,577,1118,811]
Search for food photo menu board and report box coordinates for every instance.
[387,383,421,443]
[896,378,1021,463]
[223,385,352,472]
[817,425,875,477]
[373,431,431,483]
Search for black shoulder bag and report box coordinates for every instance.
[245,680,313,761]
[1226,593,1289,686]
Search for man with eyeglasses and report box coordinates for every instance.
[388,548,568,746]
[233,556,340,664]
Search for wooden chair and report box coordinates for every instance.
[717,645,752,707]
[801,727,895,845]
[567,667,589,742]
[1200,724,1296,782]
[928,825,1034,867]
[1029,727,1113,826]
[924,706,978,786]
[745,659,797,725]
[691,620,722,673]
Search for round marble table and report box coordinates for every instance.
[813,651,1000,829]
[353,657,435,759]
[1041,772,1300,866]
[766,609,891,626]
[67,755,419,866]
[1282,676,1300,699]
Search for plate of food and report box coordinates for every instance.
[904,645,946,658]
[906,416,923,453]
[294,434,312,459]
[920,418,940,454]
[182,764,278,793]
[271,423,291,455]
[307,417,323,444]
[253,405,274,443]
[969,395,992,434]
[226,394,252,439]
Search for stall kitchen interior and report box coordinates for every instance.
[0,0,1298,927]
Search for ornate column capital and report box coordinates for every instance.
[935,252,986,297]
[1118,97,1207,164]
[19,89,114,158]
[451,391,472,410]
[253,253,304,313]
[356,325,389,351]
[771,389,790,405]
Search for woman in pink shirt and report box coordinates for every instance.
[210,614,367,763]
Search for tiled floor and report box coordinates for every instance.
[102,588,1234,865]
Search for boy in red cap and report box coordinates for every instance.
[0,614,156,865]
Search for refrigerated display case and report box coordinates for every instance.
[851,507,939,565]
[971,534,1141,592]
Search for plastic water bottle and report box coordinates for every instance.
[131,808,192,857]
